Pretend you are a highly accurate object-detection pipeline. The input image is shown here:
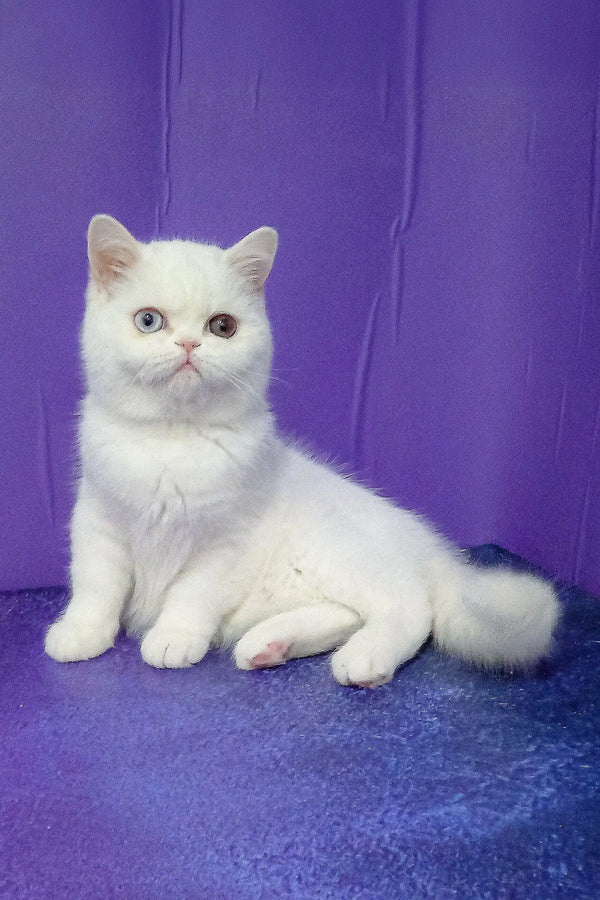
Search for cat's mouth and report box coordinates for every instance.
[176,360,199,375]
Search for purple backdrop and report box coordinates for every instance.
[2,0,600,594]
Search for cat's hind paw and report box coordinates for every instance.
[330,641,396,688]
[234,633,291,670]
[140,625,209,669]
[45,616,116,663]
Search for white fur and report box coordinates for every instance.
[45,217,560,686]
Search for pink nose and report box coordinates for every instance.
[176,340,199,356]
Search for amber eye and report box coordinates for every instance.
[207,313,237,339]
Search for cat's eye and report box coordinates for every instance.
[134,309,165,334]
[207,313,237,339]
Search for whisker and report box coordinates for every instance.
[205,361,264,402]
[211,361,290,390]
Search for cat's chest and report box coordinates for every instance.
[84,422,241,527]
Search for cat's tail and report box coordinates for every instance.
[430,554,560,669]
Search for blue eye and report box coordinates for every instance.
[134,309,165,333]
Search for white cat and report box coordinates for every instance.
[45,216,559,687]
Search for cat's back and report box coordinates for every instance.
[258,445,441,554]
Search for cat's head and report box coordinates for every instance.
[82,216,277,424]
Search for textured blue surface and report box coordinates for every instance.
[2,546,599,899]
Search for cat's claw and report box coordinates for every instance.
[45,616,116,662]
[141,626,209,668]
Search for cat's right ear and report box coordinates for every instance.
[87,215,141,292]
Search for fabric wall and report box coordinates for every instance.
[2,0,600,593]
[0,1,164,588]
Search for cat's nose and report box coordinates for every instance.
[176,340,200,356]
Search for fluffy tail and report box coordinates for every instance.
[431,556,560,669]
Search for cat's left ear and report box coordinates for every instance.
[87,215,141,292]
[225,227,278,292]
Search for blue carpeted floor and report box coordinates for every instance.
[1,546,599,899]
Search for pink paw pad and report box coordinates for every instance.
[249,640,291,669]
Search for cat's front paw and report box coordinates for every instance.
[330,640,396,688]
[140,626,209,669]
[45,616,117,662]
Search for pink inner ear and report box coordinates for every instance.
[98,248,136,283]
[226,227,278,291]
[88,216,140,288]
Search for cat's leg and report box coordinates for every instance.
[45,484,132,662]
[233,603,362,670]
[140,550,237,668]
[330,586,433,687]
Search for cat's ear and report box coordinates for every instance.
[87,215,141,291]
[225,227,278,292]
